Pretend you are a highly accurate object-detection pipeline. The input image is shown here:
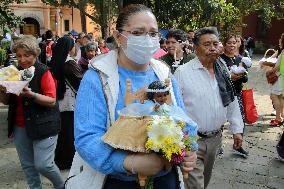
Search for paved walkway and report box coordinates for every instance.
[209,55,284,189]
[0,55,283,189]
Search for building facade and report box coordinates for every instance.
[242,12,284,49]
[10,0,99,37]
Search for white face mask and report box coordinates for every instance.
[121,34,160,64]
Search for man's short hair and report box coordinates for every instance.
[77,32,85,39]
[45,30,53,40]
[166,29,187,43]
[83,34,92,41]
[193,27,219,45]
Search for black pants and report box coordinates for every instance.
[277,131,284,158]
[103,168,179,189]
[55,111,75,170]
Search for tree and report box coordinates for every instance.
[42,0,92,33]
[42,0,118,38]
[0,0,26,34]
[143,0,284,38]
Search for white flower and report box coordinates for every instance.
[147,116,184,152]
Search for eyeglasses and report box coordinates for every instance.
[120,29,160,38]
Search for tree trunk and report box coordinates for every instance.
[79,3,87,33]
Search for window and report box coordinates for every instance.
[64,20,70,32]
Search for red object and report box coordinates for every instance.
[46,40,54,58]
[14,70,57,127]
[242,89,259,124]
[100,47,110,54]
[153,48,167,59]
[269,119,283,127]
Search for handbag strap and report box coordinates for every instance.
[65,79,77,96]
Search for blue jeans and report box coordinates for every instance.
[14,127,64,189]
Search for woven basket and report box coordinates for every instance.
[101,116,153,153]
[259,49,277,67]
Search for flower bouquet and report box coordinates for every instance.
[0,65,35,95]
[102,102,198,188]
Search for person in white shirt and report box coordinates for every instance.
[174,27,244,189]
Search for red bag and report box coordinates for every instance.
[242,89,258,124]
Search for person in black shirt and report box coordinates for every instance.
[220,34,249,158]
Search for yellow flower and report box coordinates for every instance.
[146,116,184,160]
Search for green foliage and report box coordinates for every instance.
[0,0,26,32]
[145,0,241,38]
[257,0,284,28]
[41,0,284,38]
[89,0,118,38]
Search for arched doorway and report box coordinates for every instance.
[20,17,40,36]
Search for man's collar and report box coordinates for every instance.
[192,57,204,70]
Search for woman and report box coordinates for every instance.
[220,35,249,158]
[98,39,110,54]
[0,36,64,189]
[266,33,284,126]
[49,37,83,170]
[67,4,196,189]
[235,35,250,58]
[78,42,97,74]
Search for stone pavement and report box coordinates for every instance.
[208,55,284,189]
[0,55,283,189]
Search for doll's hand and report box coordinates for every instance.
[153,104,160,112]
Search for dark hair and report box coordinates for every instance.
[77,32,85,39]
[45,30,53,40]
[223,34,236,44]
[193,27,219,45]
[83,34,92,41]
[116,4,153,31]
[41,33,46,42]
[235,35,245,55]
[166,29,187,43]
[106,36,115,43]
[50,37,75,100]
[277,33,284,57]
[81,42,97,59]
[146,81,169,102]
[159,38,165,45]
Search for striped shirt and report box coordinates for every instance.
[174,57,243,134]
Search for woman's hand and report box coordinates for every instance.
[181,151,197,173]
[20,87,34,98]
[124,153,170,176]
[231,73,244,81]
[20,87,56,107]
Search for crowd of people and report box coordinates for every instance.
[0,3,283,189]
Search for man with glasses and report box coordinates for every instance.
[175,27,244,189]
[160,29,195,73]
